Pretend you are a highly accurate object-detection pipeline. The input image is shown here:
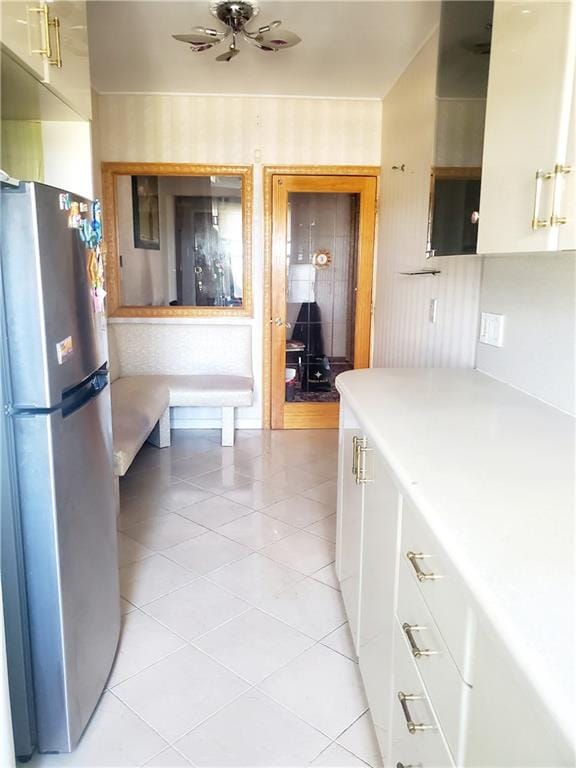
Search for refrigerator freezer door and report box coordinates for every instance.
[0,278,37,760]
[1,182,107,409]
[13,384,119,753]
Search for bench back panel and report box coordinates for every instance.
[108,323,253,378]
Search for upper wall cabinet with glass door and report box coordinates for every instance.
[102,164,253,317]
[0,1,91,119]
[477,0,576,254]
[426,1,493,259]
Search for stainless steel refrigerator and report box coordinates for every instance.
[0,181,120,758]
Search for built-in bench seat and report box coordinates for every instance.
[108,323,254,476]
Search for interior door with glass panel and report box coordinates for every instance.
[271,174,377,429]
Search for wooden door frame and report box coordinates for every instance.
[263,165,380,429]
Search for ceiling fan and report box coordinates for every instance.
[172,0,301,62]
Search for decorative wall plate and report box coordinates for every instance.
[312,249,332,269]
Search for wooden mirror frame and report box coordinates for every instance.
[101,162,253,317]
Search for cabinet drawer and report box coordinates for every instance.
[401,499,474,681]
[398,559,471,762]
[390,617,454,768]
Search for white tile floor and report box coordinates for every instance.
[29,429,383,768]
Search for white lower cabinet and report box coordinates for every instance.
[397,560,472,762]
[336,401,574,767]
[401,499,476,684]
[464,623,573,767]
[357,450,401,760]
[336,403,364,650]
[390,617,454,768]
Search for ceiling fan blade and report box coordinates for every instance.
[256,28,301,49]
[215,45,240,62]
[172,27,230,51]
[172,33,219,48]
[244,35,277,52]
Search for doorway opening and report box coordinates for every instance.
[265,169,378,429]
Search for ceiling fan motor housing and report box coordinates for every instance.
[210,1,259,31]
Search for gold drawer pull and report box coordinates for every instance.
[402,623,439,658]
[406,551,442,582]
[398,691,435,734]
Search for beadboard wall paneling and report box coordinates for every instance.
[476,252,576,415]
[96,93,382,428]
[372,32,482,369]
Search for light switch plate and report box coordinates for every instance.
[429,298,438,324]
[479,312,505,347]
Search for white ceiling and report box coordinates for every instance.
[87,1,439,98]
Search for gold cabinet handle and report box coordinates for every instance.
[532,169,553,230]
[352,436,372,484]
[27,5,51,57]
[402,623,439,658]
[406,551,442,582]
[48,16,63,67]
[352,435,362,478]
[550,163,573,226]
[397,692,435,734]
[272,317,291,328]
[357,443,373,484]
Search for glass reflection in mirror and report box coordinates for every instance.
[116,174,244,308]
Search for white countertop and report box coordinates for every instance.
[336,368,575,751]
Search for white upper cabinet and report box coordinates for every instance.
[0,1,91,120]
[43,1,92,119]
[477,0,576,254]
[1,1,49,79]
[559,62,576,250]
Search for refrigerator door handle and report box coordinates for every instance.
[61,369,108,418]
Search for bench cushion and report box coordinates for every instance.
[150,374,253,407]
[111,377,170,476]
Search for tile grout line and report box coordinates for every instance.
[115,433,348,764]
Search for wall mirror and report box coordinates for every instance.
[428,0,493,258]
[102,163,252,316]
[427,167,482,257]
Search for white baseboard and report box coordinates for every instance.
[171,416,263,430]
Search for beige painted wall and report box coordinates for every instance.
[372,31,483,369]
[96,93,382,427]
[41,121,93,198]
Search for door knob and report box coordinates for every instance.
[272,317,292,328]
